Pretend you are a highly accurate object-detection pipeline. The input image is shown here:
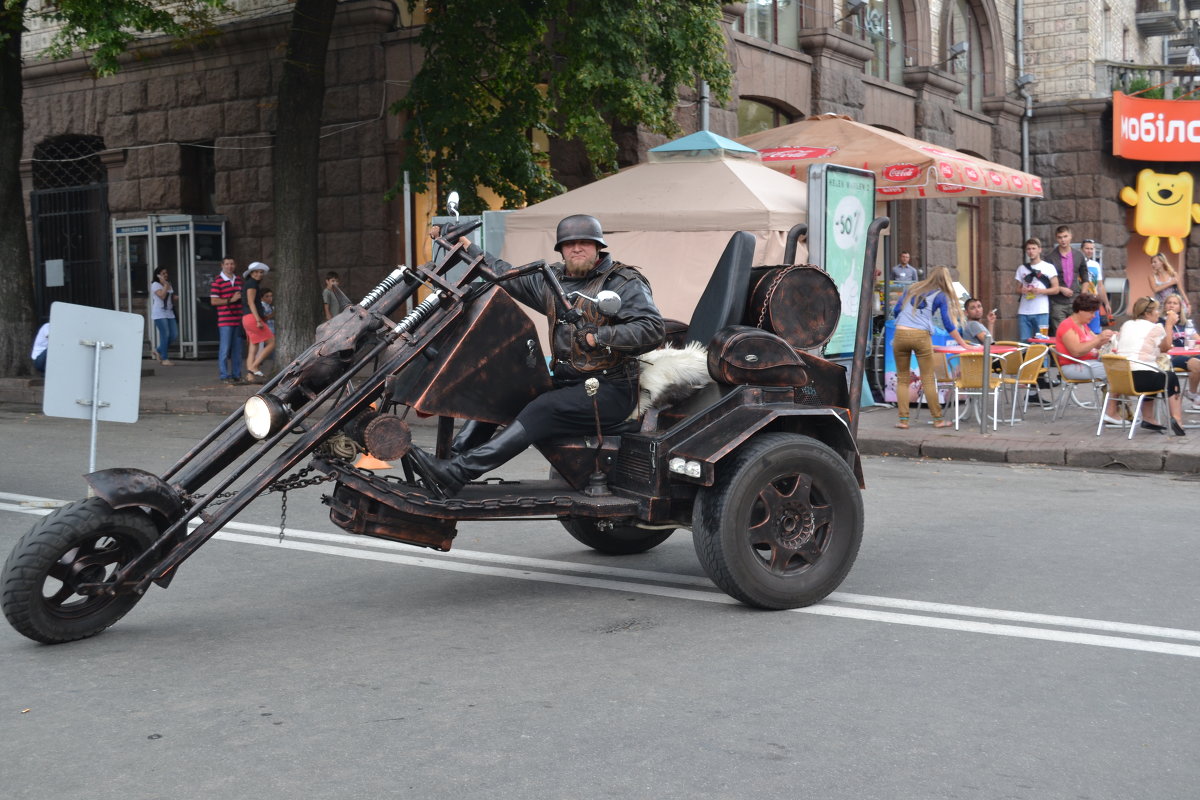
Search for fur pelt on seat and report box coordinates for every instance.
[634,341,712,416]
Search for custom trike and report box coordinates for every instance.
[2,215,885,644]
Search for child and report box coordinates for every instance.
[323,272,350,320]
[259,289,275,363]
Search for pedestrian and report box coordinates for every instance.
[891,251,918,282]
[1079,238,1110,333]
[1014,237,1058,342]
[258,288,276,364]
[150,266,178,366]
[1149,252,1190,318]
[890,266,976,430]
[323,271,350,320]
[241,262,275,381]
[30,322,49,374]
[210,255,244,385]
[1043,225,1083,336]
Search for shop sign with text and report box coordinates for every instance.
[1112,91,1200,161]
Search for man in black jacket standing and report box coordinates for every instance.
[412,214,666,497]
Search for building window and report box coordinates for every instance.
[738,0,802,49]
[181,142,217,215]
[862,0,905,83]
[946,0,985,111]
[737,99,795,136]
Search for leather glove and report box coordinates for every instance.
[574,324,600,351]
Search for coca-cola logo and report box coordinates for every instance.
[877,186,908,195]
[988,171,1004,186]
[1010,175,1025,189]
[882,163,920,181]
[963,165,980,182]
[759,146,839,161]
[936,183,967,194]
[938,162,955,179]
[1031,177,1043,193]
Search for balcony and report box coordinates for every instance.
[1136,0,1183,37]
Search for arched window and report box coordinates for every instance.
[945,0,985,111]
[737,98,795,136]
[862,0,906,83]
[738,0,802,49]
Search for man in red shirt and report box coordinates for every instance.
[210,256,244,384]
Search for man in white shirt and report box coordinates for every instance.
[1015,237,1058,342]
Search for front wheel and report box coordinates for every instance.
[561,519,674,555]
[692,433,863,609]
[1,498,158,644]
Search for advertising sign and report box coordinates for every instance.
[1112,91,1200,161]
[807,164,876,357]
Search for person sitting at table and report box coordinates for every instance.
[1160,294,1200,407]
[1112,296,1186,436]
[1053,293,1121,424]
[891,266,976,430]
[961,298,996,344]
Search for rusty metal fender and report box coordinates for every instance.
[84,468,186,527]
[668,406,864,488]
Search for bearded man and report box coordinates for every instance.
[412,214,666,497]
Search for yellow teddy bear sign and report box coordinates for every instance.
[1119,169,1200,255]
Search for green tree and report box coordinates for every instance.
[0,0,225,377]
[397,0,732,212]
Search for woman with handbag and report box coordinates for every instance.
[1113,296,1186,436]
[891,266,975,430]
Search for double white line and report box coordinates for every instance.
[2,491,1199,659]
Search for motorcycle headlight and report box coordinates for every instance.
[244,395,289,440]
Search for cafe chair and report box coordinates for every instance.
[953,351,1001,431]
[1050,349,1102,421]
[1096,354,1167,440]
[913,353,958,422]
[998,343,1052,424]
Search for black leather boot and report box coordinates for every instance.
[410,422,532,497]
[451,420,499,456]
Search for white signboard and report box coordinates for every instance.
[43,302,143,424]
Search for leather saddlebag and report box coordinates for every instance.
[706,325,849,408]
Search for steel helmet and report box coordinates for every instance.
[554,214,607,252]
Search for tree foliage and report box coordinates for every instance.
[397,0,732,212]
[0,0,226,376]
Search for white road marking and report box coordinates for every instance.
[2,493,1199,658]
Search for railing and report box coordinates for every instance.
[1093,60,1200,100]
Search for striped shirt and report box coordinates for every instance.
[210,273,243,327]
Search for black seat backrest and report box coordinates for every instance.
[686,231,755,347]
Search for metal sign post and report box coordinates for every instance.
[42,303,144,482]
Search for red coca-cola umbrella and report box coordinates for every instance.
[738,114,1043,200]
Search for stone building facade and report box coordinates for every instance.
[18,0,1198,340]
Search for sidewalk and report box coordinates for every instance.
[2,359,1198,474]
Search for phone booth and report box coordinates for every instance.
[112,215,227,359]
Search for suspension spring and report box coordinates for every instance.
[392,293,442,336]
[359,266,409,309]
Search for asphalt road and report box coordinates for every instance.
[1,410,1197,800]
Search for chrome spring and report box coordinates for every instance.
[392,293,442,335]
[359,266,408,308]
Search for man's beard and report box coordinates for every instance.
[565,253,598,276]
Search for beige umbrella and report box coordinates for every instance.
[738,114,1043,200]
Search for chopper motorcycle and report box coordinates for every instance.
[1,214,884,644]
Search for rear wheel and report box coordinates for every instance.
[1,498,157,644]
[692,433,862,609]
[561,519,674,555]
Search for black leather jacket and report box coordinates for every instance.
[466,245,666,380]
